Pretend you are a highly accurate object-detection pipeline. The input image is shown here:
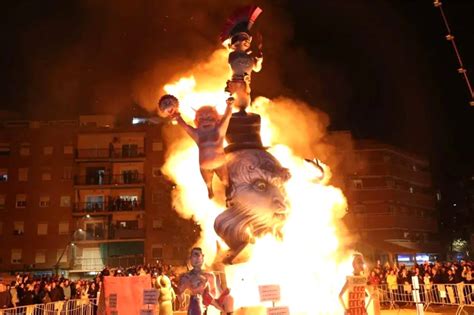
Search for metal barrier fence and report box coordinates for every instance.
[0,298,97,315]
[372,283,474,314]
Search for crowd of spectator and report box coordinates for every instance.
[0,262,182,310]
[367,260,474,287]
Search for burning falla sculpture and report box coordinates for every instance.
[161,6,291,265]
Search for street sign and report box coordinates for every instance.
[143,288,158,305]
[259,284,281,303]
[267,306,290,315]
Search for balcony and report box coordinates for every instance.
[348,188,435,209]
[73,255,144,271]
[75,147,145,160]
[75,227,145,242]
[74,173,144,186]
[344,212,438,232]
[73,200,144,214]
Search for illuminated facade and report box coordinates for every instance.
[0,115,195,275]
[343,138,439,263]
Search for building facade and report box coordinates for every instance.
[342,138,439,263]
[0,115,195,275]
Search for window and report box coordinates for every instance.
[35,250,46,264]
[0,195,5,209]
[152,245,163,260]
[39,196,50,207]
[353,205,366,213]
[0,144,10,156]
[37,223,48,235]
[352,179,363,189]
[11,249,22,264]
[18,168,28,182]
[13,221,24,235]
[60,196,71,207]
[58,222,69,235]
[63,145,73,155]
[122,144,139,157]
[62,167,72,180]
[153,217,166,231]
[152,142,163,152]
[0,169,8,182]
[57,249,67,263]
[152,167,162,178]
[152,191,163,204]
[16,194,27,208]
[43,146,53,155]
[20,144,30,156]
[412,165,418,172]
[41,171,52,181]
[409,187,414,194]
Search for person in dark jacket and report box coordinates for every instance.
[0,284,11,309]
[49,281,64,302]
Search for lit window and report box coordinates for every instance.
[18,168,28,182]
[35,250,46,264]
[60,196,71,207]
[0,169,8,182]
[37,223,48,235]
[152,245,163,259]
[58,222,69,235]
[152,167,162,178]
[0,195,5,209]
[352,179,363,189]
[11,249,22,264]
[13,221,24,235]
[16,194,27,208]
[409,187,414,194]
[412,165,417,172]
[63,167,72,180]
[43,146,53,155]
[41,171,52,181]
[63,145,73,154]
[153,218,163,229]
[20,144,30,156]
[152,142,163,152]
[39,196,50,208]
[353,205,366,213]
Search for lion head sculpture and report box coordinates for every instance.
[214,149,291,263]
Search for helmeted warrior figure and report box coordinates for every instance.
[221,6,263,109]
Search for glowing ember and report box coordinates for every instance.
[161,47,354,314]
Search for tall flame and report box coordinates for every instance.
[161,48,353,314]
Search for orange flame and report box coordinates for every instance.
[161,48,353,314]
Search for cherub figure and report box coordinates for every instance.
[171,97,234,199]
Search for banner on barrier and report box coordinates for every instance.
[103,275,152,315]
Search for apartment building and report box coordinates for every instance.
[0,115,195,275]
[342,138,439,263]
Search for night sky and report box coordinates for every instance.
[0,1,473,198]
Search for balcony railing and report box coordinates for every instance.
[73,200,144,213]
[74,173,144,186]
[76,148,145,159]
[75,227,145,241]
[73,255,144,270]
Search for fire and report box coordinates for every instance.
[161,48,354,314]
